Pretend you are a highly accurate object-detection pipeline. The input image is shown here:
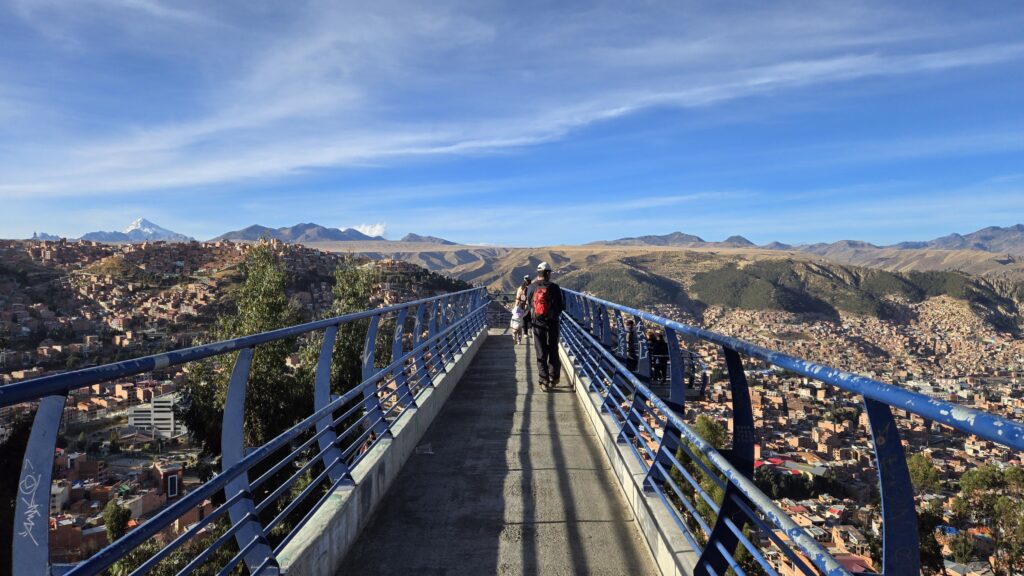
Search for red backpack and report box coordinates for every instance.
[532,285,553,318]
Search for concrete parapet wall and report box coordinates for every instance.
[278,328,488,574]
[560,344,699,576]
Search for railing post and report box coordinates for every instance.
[437,295,451,364]
[391,307,416,408]
[314,326,354,485]
[695,347,756,575]
[586,299,598,335]
[644,420,680,493]
[664,327,685,412]
[599,305,613,349]
[362,314,390,437]
[428,300,446,376]
[616,372,640,444]
[13,394,66,576]
[864,397,920,575]
[613,309,627,358]
[411,302,429,388]
[222,347,277,574]
[636,318,652,379]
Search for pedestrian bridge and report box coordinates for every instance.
[4,288,1023,576]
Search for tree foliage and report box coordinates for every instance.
[957,465,1024,575]
[104,500,132,543]
[177,244,310,454]
[950,533,976,564]
[907,452,941,493]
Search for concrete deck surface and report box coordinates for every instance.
[337,330,658,575]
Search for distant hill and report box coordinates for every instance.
[590,231,706,246]
[79,218,193,243]
[387,245,1022,333]
[592,231,760,248]
[401,233,457,245]
[591,224,1024,256]
[722,235,755,247]
[756,224,1024,257]
[895,224,1024,253]
[212,223,385,243]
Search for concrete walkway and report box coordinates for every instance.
[338,330,659,575]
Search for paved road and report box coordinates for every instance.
[338,330,659,575]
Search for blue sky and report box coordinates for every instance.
[1,1,1023,246]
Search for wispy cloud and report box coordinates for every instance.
[2,1,1023,199]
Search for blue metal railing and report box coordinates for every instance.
[5,287,487,576]
[559,289,1024,576]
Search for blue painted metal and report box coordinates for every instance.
[13,394,65,576]
[561,290,1024,452]
[391,307,415,408]
[221,347,277,573]
[694,348,755,575]
[613,308,627,358]
[864,397,920,575]
[664,327,685,411]
[560,289,1024,576]
[560,311,849,576]
[314,325,351,485]
[4,288,486,576]
[599,305,613,348]
[361,314,389,437]
[636,319,652,379]
[427,299,445,375]
[411,302,429,389]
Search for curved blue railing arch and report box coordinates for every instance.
[5,288,487,576]
[559,288,1024,576]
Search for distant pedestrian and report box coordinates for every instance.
[527,262,565,388]
[511,275,531,345]
[650,330,668,382]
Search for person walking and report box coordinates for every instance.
[511,275,531,344]
[527,262,564,388]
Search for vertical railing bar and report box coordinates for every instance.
[864,397,920,575]
[315,325,352,485]
[13,394,66,576]
[221,347,277,574]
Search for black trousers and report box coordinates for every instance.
[532,323,561,381]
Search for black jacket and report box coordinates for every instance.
[525,279,564,328]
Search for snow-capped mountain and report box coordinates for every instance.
[80,218,194,243]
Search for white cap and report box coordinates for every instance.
[537,261,552,272]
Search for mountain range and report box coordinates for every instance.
[596,224,1024,256]
[30,220,457,246]
[49,218,196,243]
[212,223,385,243]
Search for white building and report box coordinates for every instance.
[128,393,186,438]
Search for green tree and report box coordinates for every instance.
[109,429,121,454]
[917,506,945,575]
[324,258,378,392]
[104,500,132,543]
[177,244,309,454]
[76,431,87,452]
[670,415,727,540]
[959,465,1024,575]
[907,453,941,492]
[950,533,975,564]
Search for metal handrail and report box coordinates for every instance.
[8,288,488,576]
[560,288,1024,576]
